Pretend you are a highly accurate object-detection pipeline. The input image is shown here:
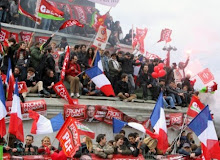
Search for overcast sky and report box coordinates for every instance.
[97,0,220,81]
[97,0,220,134]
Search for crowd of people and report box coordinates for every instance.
[0,130,205,159]
[0,0,133,48]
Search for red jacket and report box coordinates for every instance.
[66,62,81,77]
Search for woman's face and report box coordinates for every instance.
[49,71,54,78]
[42,138,50,146]
[89,49,93,54]
[82,137,86,143]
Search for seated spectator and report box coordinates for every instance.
[81,136,93,154]
[65,56,81,98]
[166,81,183,106]
[113,134,132,155]
[115,73,137,102]
[109,53,121,90]
[83,47,94,69]
[24,135,38,155]
[38,136,57,155]
[143,137,158,156]
[93,134,114,159]
[158,79,177,109]
[43,69,57,98]
[22,67,44,99]
[4,134,24,156]
[178,143,201,158]
[139,65,158,100]
[127,133,142,157]
[123,29,134,45]
[82,74,101,96]
[13,66,24,82]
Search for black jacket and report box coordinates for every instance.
[139,71,154,86]
[0,0,10,9]
[118,57,141,74]
[115,80,129,94]
[127,142,139,157]
[43,75,57,89]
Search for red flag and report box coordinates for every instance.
[93,13,107,32]
[59,19,84,30]
[72,5,87,24]
[74,120,95,139]
[17,81,28,94]
[10,32,19,43]
[132,28,147,54]
[158,28,172,43]
[186,96,205,118]
[53,81,75,105]
[18,0,41,24]
[197,68,214,85]
[6,59,15,101]
[164,50,170,67]
[8,80,24,142]
[35,36,49,44]
[60,46,70,81]
[20,31,32,43]
[0,28,10,42]
[56,117,81,157]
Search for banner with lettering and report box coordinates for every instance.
[60,46,70,81]
[166,113,183,129]
[93,26,111,50]
[0,28,10,42]
[5,100,47,122]
[18,81,28,94]
[158,28,172,43]
[35,36,49,44]
[53,81,78,105]
[72,5,87,24]
[20,31,32,43]
[56,117,81,157]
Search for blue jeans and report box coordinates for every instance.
[169,93,182,104]
[163,96,175,108]
[127,74,135,93]
[0,10,7,22]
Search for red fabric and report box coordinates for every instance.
[0,28,10,42]
[100,84,115,97]
[51,150,67,160]
[53,81,74,105]
[201,141,220,160]
[38,0,64,18]
[10,32,19,43]
[66,63,81,77]
[132,28,148,54]
[74,120,95,139]
[60,47,70,81]
[28,110,40,134]
[56,117,81,157]
[158,28,172,43]
[72,5,87,24]
[7,72,15,101]
[0,118,6,137]
[59,19,84,30]
[187,96,205,118]
[1,73,6,83]
[93,13,107,32]
[164,51,170,67]
[20,31,32,43]
[8,113,24,142]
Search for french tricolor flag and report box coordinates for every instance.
[85,66,115,97]
[148,92,168,153]
[0,77,7,137]
[28,110,64,134]
[8,79,24,142]
[6,58,15,101]
[94,51,104,72]
[188,105,220,159]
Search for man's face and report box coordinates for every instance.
[26,136,33,146]
[20,43,26,50]
[87,106,95,118]
[128,136,136,144]
[183,146,191,152]
[28,71,34,76]
[81,46,86,52]
[117,138,124,146]
[143,66,148,72]
[101,136,107,145]
[14,68,20,75]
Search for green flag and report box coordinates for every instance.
[38,13,64,20]
[0,145,3,160]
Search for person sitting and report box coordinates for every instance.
[43,69,57,98]
[24,135,38,155]
[22,67,44,99]
[113,134,132,155]
[38,136,57,155]
[82,74,101,96]
[65,55,81,98]
[127,133,142,157]
[178,143,201,158]
[166,81,183,106]
[93,134,114,159]
[115,73,137,102]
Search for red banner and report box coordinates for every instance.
[72,5,87,24]
[20,31,32,43]
[5,100,47,122]
[158,28,172,43]
[132,28,148,54]
[0,28,10,42]
[56,117,81,157]
[60,46,70,81]
[104,107,124,124]
[64,104,86,121]
[35,36,49,44]
[53,81,78,105]
[59,19,84,30]
[10,32,19,43]
[187,96,205,118]
[145,51,161,60]
[56,3,73,19]
[166,113,183,129]
[197,68,214,85]
[18,81,28,94]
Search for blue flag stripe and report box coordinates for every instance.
[50,113,64,132]
[113,118,128,133]
[85,66,103,79]
[150,92,163,127]
[0,77,6,107]
[188,105,210,136]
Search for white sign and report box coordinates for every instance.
[93,26,111,50]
